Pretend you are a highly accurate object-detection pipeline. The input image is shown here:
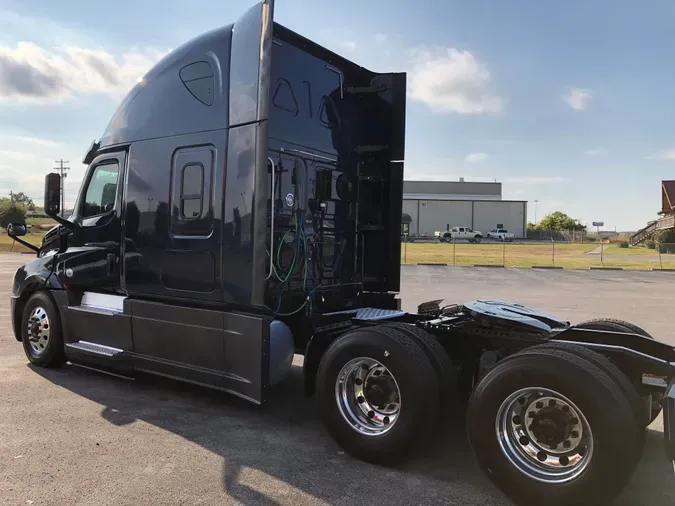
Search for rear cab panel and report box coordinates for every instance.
[266,23,407,315]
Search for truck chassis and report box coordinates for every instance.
[10,284,675,506]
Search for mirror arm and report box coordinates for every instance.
[52,214,78,231]
[10,236,40,253]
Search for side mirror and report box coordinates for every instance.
[44,173,61,217]
[7,223,27,237]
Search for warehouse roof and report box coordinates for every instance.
[403,180,501,197]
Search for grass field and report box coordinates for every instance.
[401,242,675,270]
[2,233,674,270]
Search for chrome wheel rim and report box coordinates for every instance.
[496,387,594,484]
[335,357,401,436]
[27,307,51,354]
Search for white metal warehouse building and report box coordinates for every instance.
[402,180,528,239]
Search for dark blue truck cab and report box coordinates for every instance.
[7,2,675,505]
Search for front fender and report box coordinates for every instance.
[11,254,62,341]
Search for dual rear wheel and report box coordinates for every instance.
[316,326,644,506]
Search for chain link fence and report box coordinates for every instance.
[400,238,675,270]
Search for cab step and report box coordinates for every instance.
[65,341,124,357]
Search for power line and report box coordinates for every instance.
[53,159,70,216]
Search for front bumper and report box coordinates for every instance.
[665,379,675,463]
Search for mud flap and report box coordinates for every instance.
[664,379,675,468]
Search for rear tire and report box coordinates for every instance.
[20,291,66,368]
[316,326,439,465]
[378,322,458,421]
[575,318,662,425]
[467,346,641,506]
[515,342,646,457]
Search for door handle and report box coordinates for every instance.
[107,253,115,275]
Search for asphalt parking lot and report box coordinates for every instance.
[1,253,675,505]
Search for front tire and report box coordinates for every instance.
[467,347,641,506]
[316,326,439,465]
[20,291,66,368]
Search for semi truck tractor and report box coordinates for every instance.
[7,2,675,505]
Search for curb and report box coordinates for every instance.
[397,264,675,272]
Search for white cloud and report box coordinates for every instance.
[338,41,357,52]
[0,132,82,206]
[408,47,503,114]
[584,146,607,155]
[563,88,592,111]
[645,149,675,161]
[374,34,387,43]
[0,41,168,103]
[0,133,63,148]
[465,152,488,163]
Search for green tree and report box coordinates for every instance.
[0,205,26,228]
[654,229,675,244]
[12,192,35,210]
[538,211,586,231]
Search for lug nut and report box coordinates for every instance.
[571,418,579,425]
[368,410,375,419]
[357,396,365,404]
[354,378,363,386]
[550,443,557,450]
[519,436,529,446]
[513,415,521,425]
[528,411,535,418]
[361,364,369,371]
[571,431,579,438]
[383,416,390,424]
[536,402,544,409]
[562,405,570,413]
[537,451,547,462]
[559,456,570,466]
[548,399,557,407]
[563,440,571,449]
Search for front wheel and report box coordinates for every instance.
[467,347,641,506]
[315,326,440,465]
[473,235,482,243]
[20,291,66,368]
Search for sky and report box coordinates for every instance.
[1,0,675,231]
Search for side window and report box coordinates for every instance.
[171,147,214,237]
[82,163,119,218]
[180,163,204,219]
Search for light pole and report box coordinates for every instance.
[534,200,539,224]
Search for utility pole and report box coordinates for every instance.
[53,159,70,216]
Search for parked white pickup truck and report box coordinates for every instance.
[487,228,515,241]
[439,226,483,243]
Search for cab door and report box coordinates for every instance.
[58,152,126,294]
[56,151,133,354]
